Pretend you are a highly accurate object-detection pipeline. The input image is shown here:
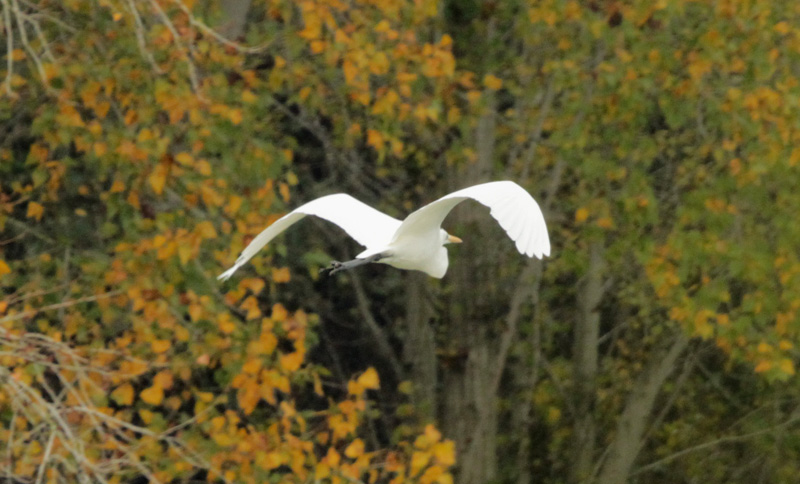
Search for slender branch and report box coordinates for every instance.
[2,0,15,95]
[124,0,164,74]
[632,411,800,475]
[35,430,56,484]
[6,216,56,243]
[4,408,17,479]
[349,270,404,380]
[169,0,275,53]
[11,0,51,91]
[0,289,123,323]
[146,0,202,94]
[517,76,556,181]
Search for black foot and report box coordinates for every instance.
[319,261,343,276]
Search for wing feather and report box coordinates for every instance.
[218,194,401,280]
[392,181,550,259]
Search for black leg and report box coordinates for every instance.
[320,253,386,276]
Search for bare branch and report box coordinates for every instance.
[124,0,164,75]
[0,289,123,324]
[169,0,276,54]
[146,0,202,95]
[2,0,15,95]
[11,0,51,91]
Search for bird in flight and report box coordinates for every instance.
[218,180,550,280]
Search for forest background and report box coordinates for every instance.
[3,1,800,483]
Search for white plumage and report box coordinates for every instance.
[218,181,550,280]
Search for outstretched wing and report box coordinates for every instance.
[392,181,551,258]
[218,194,402,280]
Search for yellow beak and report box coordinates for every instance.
[448,235,463,244]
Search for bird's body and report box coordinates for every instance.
[218,181,550,280]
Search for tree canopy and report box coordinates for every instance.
[2,1,800,483]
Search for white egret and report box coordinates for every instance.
[218,180,550,280]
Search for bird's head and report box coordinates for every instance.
[441,229,462,246]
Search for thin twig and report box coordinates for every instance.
[2,0,15,95]
[124,0,163,74]
[35,429,56,484]
[11,0,51,91]
[146,0,202,94]
[632,411,800,475]
[169,0,275,53]
[0,289,123,323]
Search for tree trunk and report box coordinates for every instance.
[596,335,689,484]
[569,241,604,483]
[403,272,438,421]
[439,99,499,484]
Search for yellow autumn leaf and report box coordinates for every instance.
[228,109,243,125]
[111,383,135,406]
[432,441,455,466]
[436,472,454,484]
[596,217,614,229]
[153,370,173,389]
[178,244,192,265]
[139,409,154,424]
[241,278,266,294]
[357,367,380,390]
[367,129,384,151]
[148,164,168,195]
[140,384,164,405]
[238,379,260,415]
[242,358,262,374]
[348,380,365,396]
[0,259,10,276]
[343,59,358,84]
[240,296,262,320]
[27,201,44,221]
[754,361,771,373]
[175,152,193,165]
[483,74,503,90]
[242,89,257,103]
[279,182,290,202]
[110,180,125,193]
[779,358,795,376]
[212,432,236,447]
[195,220,217,239]
[250,332,277,355]
[94,142,108,156]
[345,438,365,458]
[315,463,331,480]
[424,424,442,443]
[574,207,589,223]
[272,267,291,283]
[271,303,289,322]
[420,466,444,484]
[279,351,303,372]
[256,451,283,470]
[217,313,237,334]
[410,451,431,476]
[151,339,171,353]
[326,447,341,467]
